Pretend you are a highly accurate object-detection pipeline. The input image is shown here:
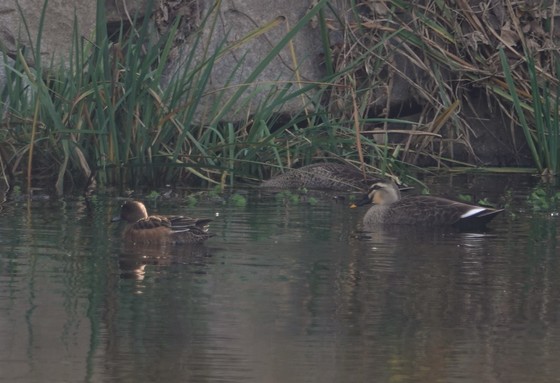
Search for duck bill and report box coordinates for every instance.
[352,194,372,207]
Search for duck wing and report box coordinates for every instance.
[131,215,172,230]
[390,196,502,227]
[167,216,213,233]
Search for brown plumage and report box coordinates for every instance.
[261,163,386,191]
[112,200,213,244]
[355,181,503,229]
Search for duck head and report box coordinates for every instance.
[111,200,149,223]
[353,181,402,207]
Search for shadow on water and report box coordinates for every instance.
[1,174,560,382]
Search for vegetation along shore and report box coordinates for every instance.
[0,0,558,197]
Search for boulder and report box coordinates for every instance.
[0,1,96,66]
[161,0,326,122]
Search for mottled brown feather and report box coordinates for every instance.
[261,163,385,191]
[115,201,213,244]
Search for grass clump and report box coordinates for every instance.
[274,190,301,204]
[229,193,247,207]
[320,0,560,174]
[500,49,560,175]
[528,186,560,212]
[184,194,198,207]
[2,0,559,197]
[4,0,375,195]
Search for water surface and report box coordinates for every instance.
[0,175,559,382]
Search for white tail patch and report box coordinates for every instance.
[460,207,486,218]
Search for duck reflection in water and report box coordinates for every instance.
[117,242,212,280]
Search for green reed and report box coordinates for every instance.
[500,49,560,175]
[1,0,413,194]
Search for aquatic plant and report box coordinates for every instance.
[2,0,414,195]
[307,196,318,206]
[528,186,560,212]
[146,191,161,201]
[500,49,560,176]
[1,0,557,196]
[185,194,198,207]
[229,193,247,207]
[458,194,473,203]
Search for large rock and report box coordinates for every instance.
[0,1,96,66]
[105,0,150,23]
[161,0,326,123]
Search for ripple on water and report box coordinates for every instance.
[1,179,560,382]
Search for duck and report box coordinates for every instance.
[354,181,503,229]
[112,200,213,244]
[261,163,387,192]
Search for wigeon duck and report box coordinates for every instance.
[112,200,213,244]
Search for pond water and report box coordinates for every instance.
[0,174,559,383]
